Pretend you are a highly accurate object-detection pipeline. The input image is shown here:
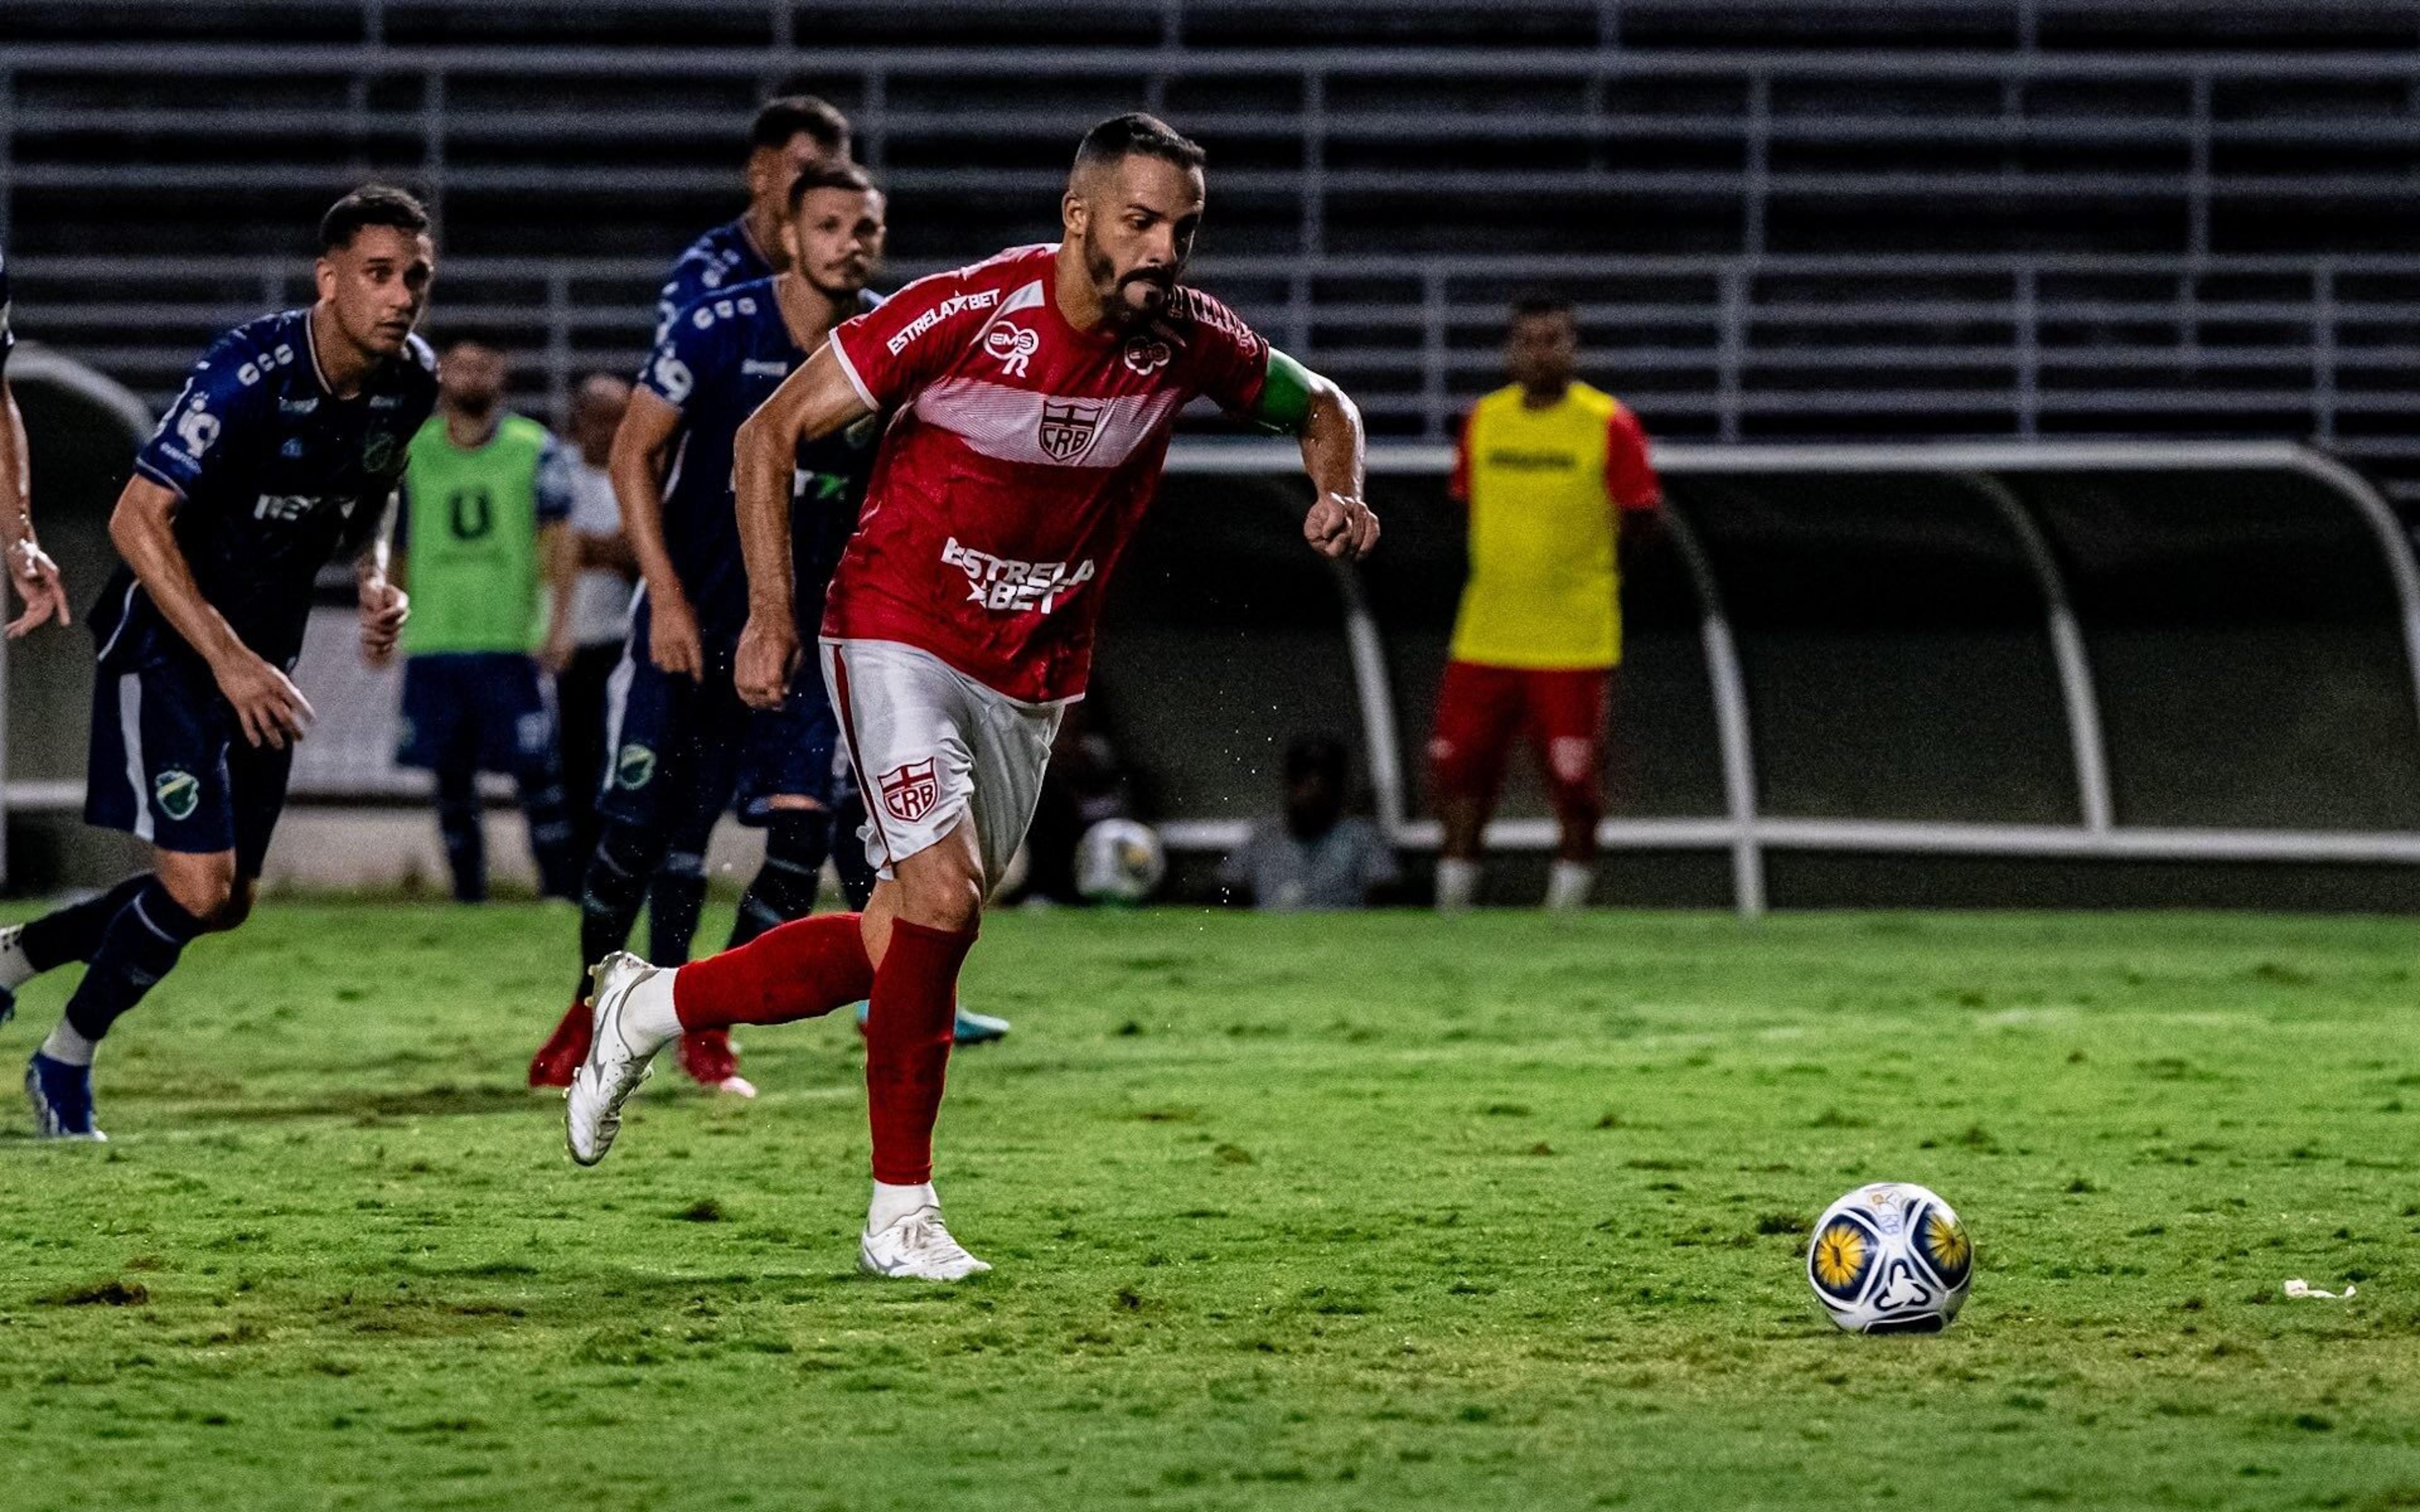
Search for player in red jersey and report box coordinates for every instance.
[563,113,1378,1279]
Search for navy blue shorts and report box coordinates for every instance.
[598,624,844,833]
[396,651,555,775]
[85,651,294,874]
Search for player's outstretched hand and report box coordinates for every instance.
[358,580,409,666]
[735,614,800,711]
[212,648,315,750]
[4,541,71,639]
[650,592,706,682]
[1305,491,1380,561]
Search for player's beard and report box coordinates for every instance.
[1085,227,1173,328]
[805,269,867,306]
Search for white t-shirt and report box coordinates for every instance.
[551,451,634,648]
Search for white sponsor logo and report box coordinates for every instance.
[1123,339,1172,377]
[984,323,1040,377]
[253,493,320,522]
[741,358,790,379]
[884,287,1002,357]
[174,403,221,459]
[652,351,694,404]
[941,537,1097,615]
[279,396,319,415]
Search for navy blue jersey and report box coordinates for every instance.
[637,277,879,646]
[654,217,776,344]
[1,241,14,374]
[94,309,438,670]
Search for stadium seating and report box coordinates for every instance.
[8,0,2420,481]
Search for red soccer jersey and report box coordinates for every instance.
[824,243,1270,702]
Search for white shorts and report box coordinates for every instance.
[821,638,1068,886]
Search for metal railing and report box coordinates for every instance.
[1165,438,2420,919]
[6,13,2420,463]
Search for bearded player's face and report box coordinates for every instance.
[787,187,886,301]
[1076,154,1203,326]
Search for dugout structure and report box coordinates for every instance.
[1120,440,2420,913]
[8,423,2420,909]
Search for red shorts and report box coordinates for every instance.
[1427,660,1614,810]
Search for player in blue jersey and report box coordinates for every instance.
[0,187,437,1138]
[529,163,888,1094]
[653,95,853,343]
[655,93,890,920]
[0,241,77,639]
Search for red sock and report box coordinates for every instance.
[672,912,874,1029]
[865,919,976,1186]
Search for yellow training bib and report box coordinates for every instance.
[1449,382,1631,670]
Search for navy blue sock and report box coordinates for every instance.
[579,819,663,999]
[648,850,707,968]
[729,810,832,949]
[517,770,583,901]
[435,769,486,904]
[61,880,211,1045]
[20,875,150,973]
[833,789,878,912]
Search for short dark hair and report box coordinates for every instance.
[1073,112,1207,176]
[1284,733,1349,787]
[320,185,430,253]
[786,161,877,217]
[751,95,851,159]
[1511,290,1577,324]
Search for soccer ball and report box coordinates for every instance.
[1806,1182,1973,1334]
[1075,818,1166,905]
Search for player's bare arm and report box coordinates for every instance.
[0,378,68,638]
[730,342,871,710]
[1256,347,1378,560]
[107,474,314,750]
[537,516,576,672]
[609,386,706,682]
[349,483,408,666]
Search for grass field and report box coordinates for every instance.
[0,902,2416,1510]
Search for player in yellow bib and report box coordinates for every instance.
[1428,294,1662,910]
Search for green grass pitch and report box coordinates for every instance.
[0,902,2416,1509]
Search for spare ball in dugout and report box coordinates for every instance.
[1075,818,1167,905]
[1806,1182,1972,1334]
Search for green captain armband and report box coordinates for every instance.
[1249,347,1318,434]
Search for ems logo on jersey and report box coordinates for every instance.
[1122,338,1172,377]
[984,323,1040,377]
[153,769,201,822]
[1038,399,1105,464]
[879,759,940,825]
[616,743,657,791]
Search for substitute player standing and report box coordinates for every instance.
[562,114,1380,1282]
[0,188,434,1137]
[526,164,890,1096]
[390,336,583,903]
[1428,294,1661,912]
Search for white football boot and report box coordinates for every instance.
[859,1200,992,1281]
[563,951,676,1167]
